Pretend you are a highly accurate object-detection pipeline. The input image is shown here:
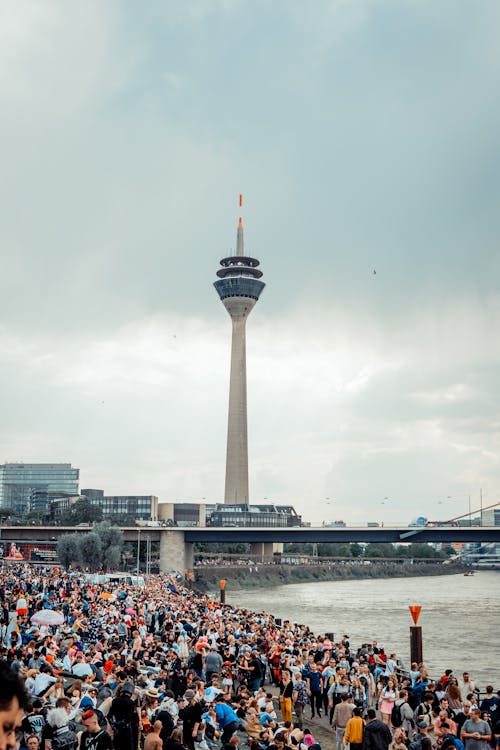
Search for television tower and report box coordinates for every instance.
[214,197,265,505]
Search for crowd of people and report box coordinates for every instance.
[0,563,498,750]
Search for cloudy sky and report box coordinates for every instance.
[1,0,499,525]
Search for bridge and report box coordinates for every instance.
[1,524,499,571]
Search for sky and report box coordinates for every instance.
[1,0,500,526]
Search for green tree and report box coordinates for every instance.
[59,498,103,526]
[57,534,81,568]
[0,507,13,523]
[364,542,397,558]
[283,543,314,555]
[350,543,363,557]
[407,543,441,559]
[94,522,124,570]
[317,543,352,557]
[105,513,137,527]
[78,532,102,570]
[193,542,250,554]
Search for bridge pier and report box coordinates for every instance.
[250,541,283,563]
[159,530,193,573]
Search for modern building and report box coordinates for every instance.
[0,463,79,517]
[85,493,158,522]
[214,205,265,505]
[158,501,300,528]
[207,503,301,528]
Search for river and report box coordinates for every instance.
[226,570,500,688]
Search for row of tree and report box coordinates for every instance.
[57,522,124,570]
[193,541,449,558]
[283,542,449,558]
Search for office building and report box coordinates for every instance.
[214,205,265,504]
[0,463,79,517]
[84,492,158,522]
[207,503,301,528]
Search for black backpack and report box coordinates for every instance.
[391,702,404,728]
[52,727,78,750]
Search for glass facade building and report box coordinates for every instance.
[0,463,79,517]
[87,494,158,521]
[206,503,301,527]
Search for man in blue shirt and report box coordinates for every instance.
[214,697,240,744]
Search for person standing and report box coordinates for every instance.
[379,679,398,728]
[306,663,323,719]
[331,694,355,750]
[292,674,309,724]
[393,690,415,737]
[179,690,202,750]
[461,708,492,750]
[480,688,500,729]
[344,707,365,750]
[362,709,392,750]
[107,682,140,750]
[79,710,113,750]
[144,721,163,750]
[278,671,294,725]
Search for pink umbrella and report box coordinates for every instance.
[125,608,136,615]
[31,610,65,627]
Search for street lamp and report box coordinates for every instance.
[136,527,141,576]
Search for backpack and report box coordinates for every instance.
[52,727,78,750]
[391,702,404,728]
[408,739,422,750]
[441,735,465,750]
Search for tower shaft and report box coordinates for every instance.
[223,298,256,504]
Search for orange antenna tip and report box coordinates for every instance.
[238,216,243,229]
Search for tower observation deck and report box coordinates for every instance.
[214,209,265,505]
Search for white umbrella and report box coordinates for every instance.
[31,610,65,627]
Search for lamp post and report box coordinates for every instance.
[136,527,141,576]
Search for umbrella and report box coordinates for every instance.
[125,608,136,615]
[99,592,115,600]
[31,610,65,627]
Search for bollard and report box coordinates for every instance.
[409,605,423,664]
[220,579,226,604]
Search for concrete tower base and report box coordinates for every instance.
[159,530,193,573]
[250,541,283,563]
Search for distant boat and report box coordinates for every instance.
[464,571,475,576]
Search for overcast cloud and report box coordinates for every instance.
[1,0,499,524]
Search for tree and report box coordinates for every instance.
[317,542,352,557]
[78,532,102,571]
[58,498,103,526]
[104,513,137,527]
[407,543,441,559]
[364,542,397,558]
[57,534,81,568]
[350,543,363,557]
[94,522,124,570]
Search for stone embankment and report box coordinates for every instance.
[193,560,465,592]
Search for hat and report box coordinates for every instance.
[80,697,94,709]
[122,682,135,695]
[146,688,159,699]
[184,689,195,700]
[417,721,429,730]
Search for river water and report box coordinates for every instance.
[226,570,500,688]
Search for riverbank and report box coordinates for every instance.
[194,559,466,592]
